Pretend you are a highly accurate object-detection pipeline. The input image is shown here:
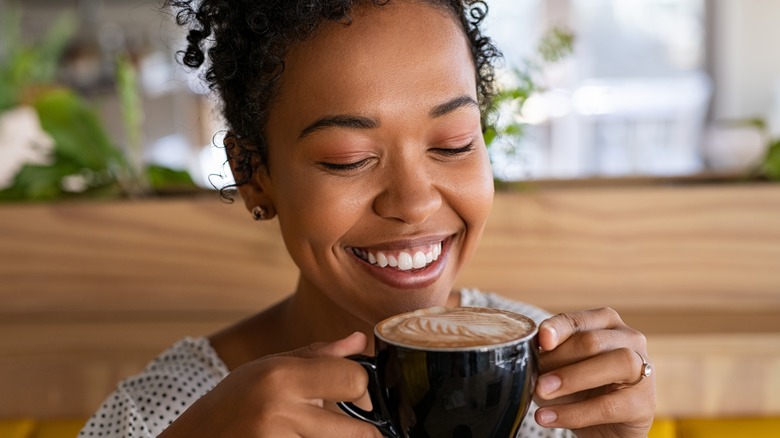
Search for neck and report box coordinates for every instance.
[283,276,378,354]
[210,275,463,370]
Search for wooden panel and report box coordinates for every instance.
[1,183,780,419]
[651,333,780,417]
[459,183,780,312]
[0,196,296,314]
[2,184,779,316]
[0,320,228,419]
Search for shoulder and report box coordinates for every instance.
[137,336,230,379]
[123,336,228,396]
[458,288,554,325]
[79,337,229,437]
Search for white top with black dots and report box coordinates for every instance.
[79,289,575,437]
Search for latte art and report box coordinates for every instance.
[377,307,536,349]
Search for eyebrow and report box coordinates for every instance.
[297,95,479,140]
[429,95,479,118]
[298,115,379,139]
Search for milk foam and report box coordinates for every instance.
[377,307,536,349]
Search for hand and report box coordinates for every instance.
[533,307,656,437]
[159,332,381,438]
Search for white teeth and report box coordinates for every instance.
[412,252,426,269]
[356,241,444,270]
[398,252,413,271]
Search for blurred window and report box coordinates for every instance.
[485,0,711,180]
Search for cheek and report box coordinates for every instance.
[275,171,369,250]
[452,149,495,228]
[452,155,494,267]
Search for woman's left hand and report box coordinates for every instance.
[534,307,656,437]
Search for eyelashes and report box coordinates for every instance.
[317,141,476,174]
[431,141,475,157]
[318,159,371,172]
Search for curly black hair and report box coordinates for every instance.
[163,0,501,194]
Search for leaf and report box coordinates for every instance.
[0,163,78,201]
[116,56,143,164]
[761,139,780,180]
[33,13,77,84]
[538,28,575,63]
[482,27,574,163]
[33,89,127,171]
[0,8,75,110]
[0,5,22,111]
[483,126,497,147]
[146,165,196,190]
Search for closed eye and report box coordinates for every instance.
[317,158,371,172]
[431,141,475,157]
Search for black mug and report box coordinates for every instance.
[338,307,538,438]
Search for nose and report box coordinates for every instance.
[373,159,442,225]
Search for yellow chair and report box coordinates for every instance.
[0,418,682,438]
[0,419,35,438]
[3,416,780,437]
[649,418,677,438]
[677,417,780,437]
[32,419,85,438]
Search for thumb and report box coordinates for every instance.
[283,331,368,359]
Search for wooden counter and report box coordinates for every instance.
[1,183,779,418]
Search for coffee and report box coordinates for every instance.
[340,306,539,437]
[376,306,536,349]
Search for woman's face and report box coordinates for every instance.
[253,1,494,324]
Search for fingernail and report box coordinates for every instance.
[538,374,561,396]
[538,409,557,425]
[546,325,558,344]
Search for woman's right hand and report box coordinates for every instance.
[158,332,381,438]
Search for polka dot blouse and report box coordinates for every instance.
[79,289,574,437]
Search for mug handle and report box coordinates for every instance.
[336,355,400,438]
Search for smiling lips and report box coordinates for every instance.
[351,241,443,271]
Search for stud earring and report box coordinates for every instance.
[251,206,267,221]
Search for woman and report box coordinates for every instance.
[80,1,655,436]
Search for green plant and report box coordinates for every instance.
[0,9,75,112]
[731,118,780,181]
[0,88,129,200]
[0,6,195,201]
[760,138,780,180]
[483,28,575,156]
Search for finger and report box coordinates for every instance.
[535,387,653,433]
[536,347,647,400]
[538,328,646,372]
[539,307,625,351]
[257,400,381,438]
[267,356,370,402]
[283,331,368,359]
[296,404,382,438]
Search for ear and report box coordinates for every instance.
[223,132,276,218]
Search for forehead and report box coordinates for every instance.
[268,1,477,132]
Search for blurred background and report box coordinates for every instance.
[1,1,780,437]
[2,0,779,198]
[486,0,780,181]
